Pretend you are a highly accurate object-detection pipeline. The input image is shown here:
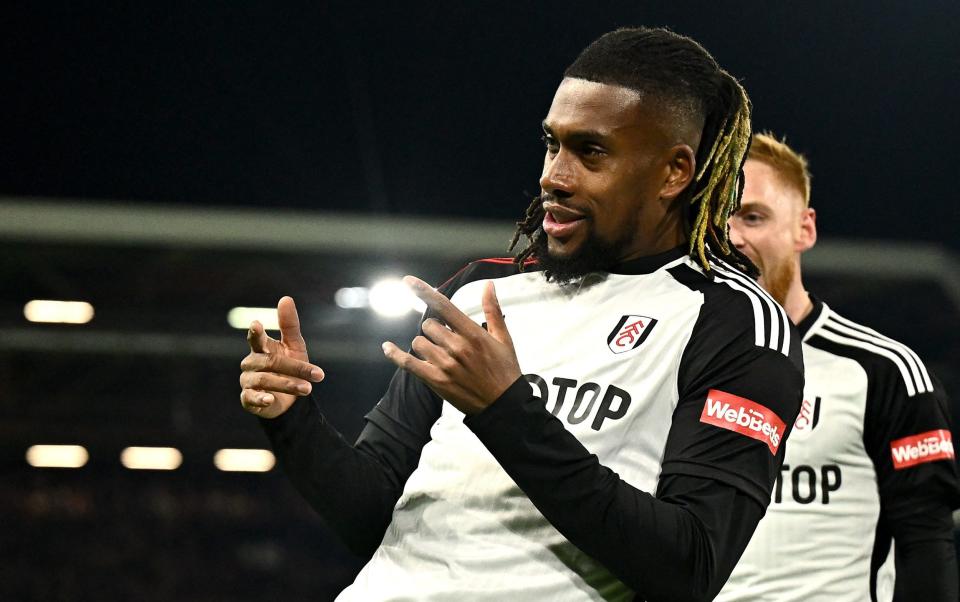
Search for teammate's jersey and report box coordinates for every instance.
[718,297,960,602]
[333,248,803,601]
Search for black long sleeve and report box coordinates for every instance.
[466,378,771,602]
[863,370,960,600]
[259,367,441,555]
[890,497,959,601]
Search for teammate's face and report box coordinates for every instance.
[729,159,815,305]
[537,78,695,279]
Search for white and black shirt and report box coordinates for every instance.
[261,247,804,601]
[718,297,960,602]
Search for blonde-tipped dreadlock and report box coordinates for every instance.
[510,27,758,277]
[687,76,753,272]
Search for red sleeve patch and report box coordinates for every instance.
[699,389,786,454]
[890,429,955,470]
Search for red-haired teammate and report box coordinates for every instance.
[718,133,960,601]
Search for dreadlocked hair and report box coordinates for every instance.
[510,26,757,276]
[508,195,544,267]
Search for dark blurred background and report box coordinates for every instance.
[2,2,959,600]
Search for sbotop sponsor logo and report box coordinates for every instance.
[890,429,955,470]
[699,389,786,454]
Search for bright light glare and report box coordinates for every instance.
[24,300,94,324]
[213,449,276,472]
[334,287,369,309]
[368,279,427,318]
[228,307,279,330]
[120,447,183,470]
[26,445,89,468]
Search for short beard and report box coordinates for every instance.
[760,259,796,307]
[531,225,626,285]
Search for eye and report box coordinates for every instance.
[580,144,606,157]
[541,134,559,154]
[738,212,765,225]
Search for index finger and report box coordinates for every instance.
[241,352,325,382]
[403,275,480,335]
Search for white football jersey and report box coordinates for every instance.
[335,252,801,601]
[718,299,959,601]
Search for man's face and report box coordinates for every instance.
[729,159,814,305]
[536,78,690,281]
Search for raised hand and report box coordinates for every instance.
[382,276,521,416]
[239,296,325,419]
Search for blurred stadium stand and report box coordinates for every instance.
[3,198,959,600]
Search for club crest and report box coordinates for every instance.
[793,396,821,432]
[607,315,657,354]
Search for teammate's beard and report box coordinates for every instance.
[530,222,626,285]
[760,258,795,307]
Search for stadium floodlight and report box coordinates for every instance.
[213,448,276,472]
[227,306,280,331]
[24,300,94,324]
[120,446,183,470]
[26,444,89,468]
[334,287,369,309]
[368,278,427,318]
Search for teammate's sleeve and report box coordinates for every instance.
[863,368,960,600]
[464,304,804,601]
[890,497,957,601]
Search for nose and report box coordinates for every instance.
[539,150,575,199]
[728,220,745,249]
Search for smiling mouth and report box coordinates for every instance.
[542,204,587,239]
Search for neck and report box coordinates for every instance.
[782,273,814,325]
[621,209,687,261]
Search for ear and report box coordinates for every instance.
[660,144,697,202]
[797,208,817,252]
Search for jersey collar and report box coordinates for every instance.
[610,245,689,275]
[797,293,828,340]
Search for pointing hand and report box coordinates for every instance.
[382,277,521,415]
[239,296,325,419]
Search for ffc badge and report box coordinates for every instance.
[793,396,821,432]
[607,315,658,354]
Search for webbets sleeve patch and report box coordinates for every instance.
[700,389,786,454]
[890,429,955,470]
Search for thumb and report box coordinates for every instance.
[481,281,512,347]
[277,296,308,353]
